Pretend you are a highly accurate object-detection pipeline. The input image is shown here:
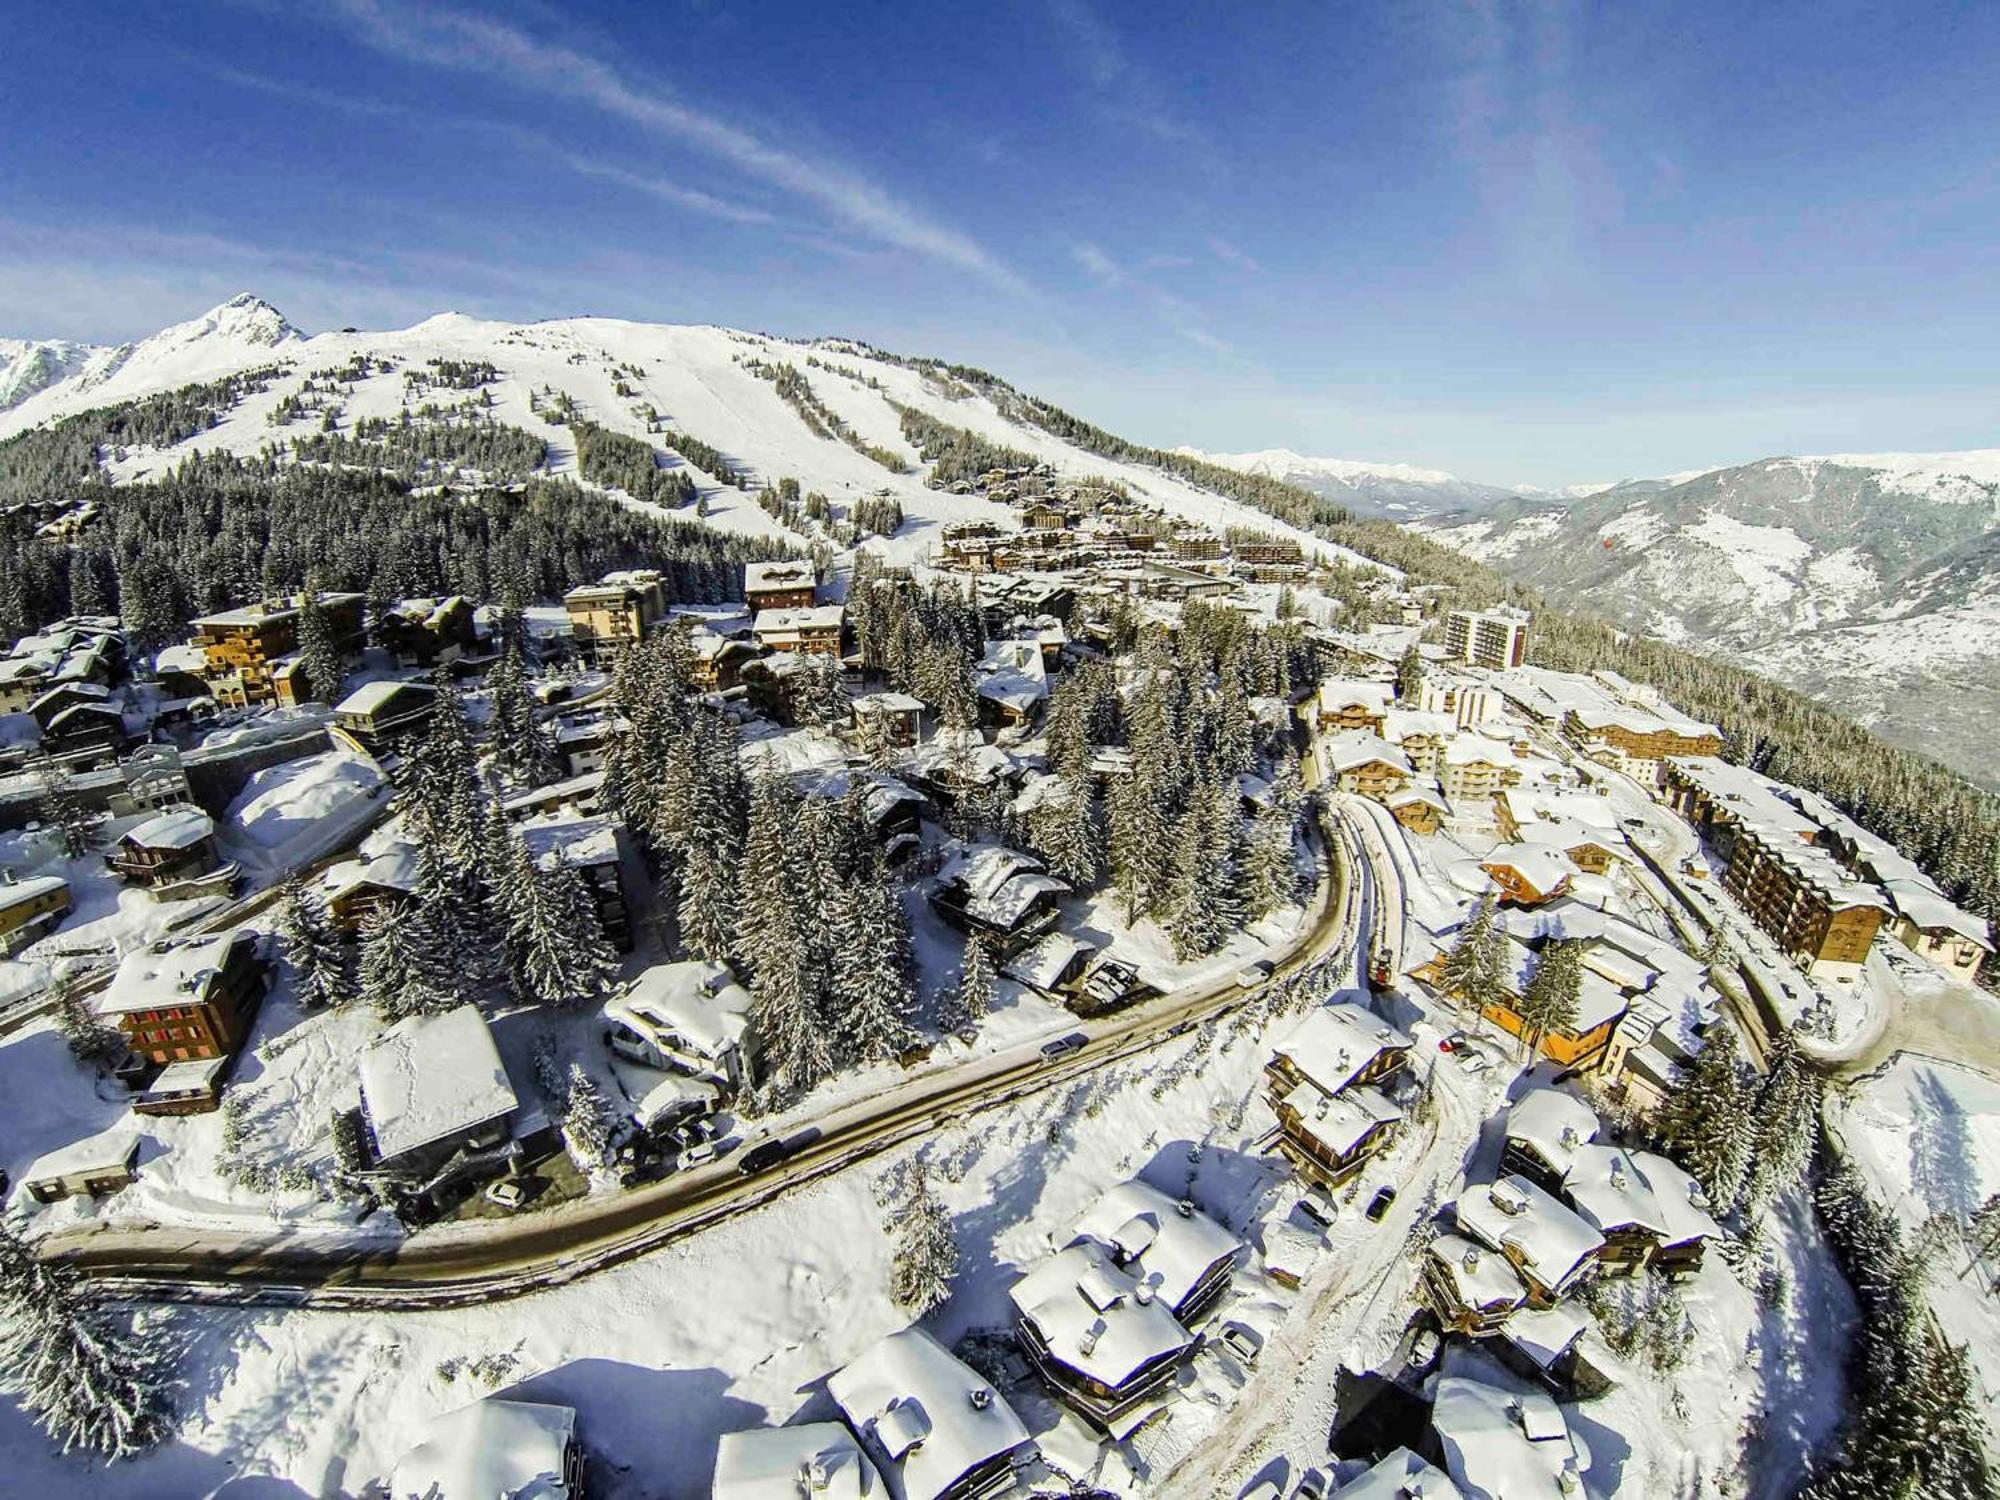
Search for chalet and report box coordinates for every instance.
[1514,816,1624,877]
[1881,880,1992,984]
[713,1424,884,1500]
[119,744,193,814]
[1452,1175,1604,1307]
[1564,706,1721,781]
[27,680,112,732]
[555,715,616,778]
[753,605,845,657]
[1562,1144,1668,1275]
[96,931,267,1114]
[522,817,633,950]
[930,845,1069,956]
[0,658,51,714]
[1385,785,1446,836]
[853,691,926,748]
[604,960,756,1096]
[1422,1231,1531,1337]
[1500,1089,1598,1192]
[688,628,760,692]
[376,595,477,666]
[1321,731,1413,801]
[1021,501,1072,532]
[1267,1001,1412,1099]
[1331,1447,1464,1500]
[42,700,129,762]
[186,592,365,709]
[357,1003,519,1181]
[1437,735,1521,805]
[499,771,604,826]
[1469,938,1631,1069]
[803,770,928,850]
[388,1397,584,1500]
[563,570,667,661]
[1431,1377,1596,1500]
[106,808,224,895]
[744,560,818,613]
[1478,845,1575,906]
[975,639,1048,729]
[332,679,438,757]
[0,872,71,956]
[1271,1081,1405,1190]
[1234,538,1304,568]
[1382,709,1457,776]
[321,843,422,935]
[1314,678,1392,735]
[1072,1179,1242,1327]
[19,1120,141,1205]
[828,1327,1036,1500]
[1011,1238,1198,1433]
[1002,931,1097,1001]
[1628,1150,1722,1277]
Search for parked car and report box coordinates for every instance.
[1294,1192,1336,1230]
[1039,1033,1086,1063]
[1219,1322,1262,1366]
[1364,1186,1398,1222]
[1293,1472,1328,1500]
[485,1178,530,1211]
[1236,959,1275,988]
[680,1140,720,1168]
[739,1130,818,1176]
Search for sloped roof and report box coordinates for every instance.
[1072,1179,1241,1315]
[1453,1175,1605,1295]
[607,960,751,1061]
[1281,1080,1403,1157]
[1272,1001,1413,1095]
[713,1423,883,1500]
[98,930,254,1017]
[1504,1089,1599,1178]
[358,1004,518,1162]
[828,1328,1032,1500]
[1562,1144,1668,1238]
[388,1397,576,1500]
[1431,1376,1591,1500]
[1629,1150,1722,1249]
[1011,1240,1194,1390]
[120,807,214,851]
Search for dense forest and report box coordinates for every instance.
[894,404,1036,488]
[569,419,696,508]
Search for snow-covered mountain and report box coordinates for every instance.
[1418,452,2000,785]
[1178,445,1531,520]
[0,338,102,412]
[0,295,1351,575]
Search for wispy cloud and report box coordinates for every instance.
[1207,235,1265,276]
[1070,241,1127,287]
[196,61,415,119]
[1044,0,1218,165]
[321,0,1029,295]
[1066,238,1251,362]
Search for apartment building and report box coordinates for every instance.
[187,592,365,709]
[562,570,667,661]
[1442,607,1531,669]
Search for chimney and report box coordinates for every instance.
[1177,1198,1195,1218]
[967,1386,993,1412]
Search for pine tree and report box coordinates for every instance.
[296,584,346,706]
[0,1225,171,1459]
[1396,644,1424,700]
[831,864,916,1063]
[1743,1027,1821,1217]
[32,756,93,859]
[358,903,423,1020]
[737,777,831,1097]
[486,643,556,789]
[51,976,122,1065]
[1241,798,1297,918]
[277,876,353,1009]
[1656,1025,1753,1214]
[562,1062,612,1171]
[1437,891,1508,1017]
[1515,938,1583,1059]
[949,932,995,1031]
[677,742,745,962]
[887,1159,959,1316]
[516,857,619,1010]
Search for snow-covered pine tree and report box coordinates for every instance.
[886,1158,959,1316]
[1437,890,1507,1016]
[51,976,122,1065]
[736,776,831,1097]
[1742,1027,1821,1217]
[277,875,353,1009]
[1107,763,1169,923]
[950,931,994,1030]
[1396,644,1424,700]
[32,756,93,859]
[1241,796,1297,918]
[1515,938,1583,1060]
[404,836,495,1012]
[296,583,345,706]
[1656,1024,1753,1214]
[358,903,424,1019]
[0,1225,171,1459]
[485,643,557,789]
[405,668,485,867]
[520,857,619,1010]
[561,1061,612,1171]
[830,864,916,1064]
[677,733,747,962]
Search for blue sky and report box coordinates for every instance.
[4,1,1998,487]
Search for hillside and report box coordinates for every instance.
[1179,444,1531,520]
[1416,453,2000,786]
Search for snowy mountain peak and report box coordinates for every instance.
[1175,445,1465,487]
[0,338,103,412]
[153,293,304,351]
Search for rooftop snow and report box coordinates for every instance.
[713,1423,883,1500]
[1504,1089,1599,1178]
[1431,1376,1591,1500]
[1271,1001,1412,1095]
[827,1327,1033,1500]
[358,1003,518,1163]
[1071,1179,1241,1317]
[98,930,254,1017]
[387,1396,577,1500]
[607,960,751,1062]
[1452,1174,1605,1296]
[1011,1239,1194,1389]
[120,807,214,851]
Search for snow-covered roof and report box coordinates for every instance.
[1316,677,1393,714]
[1883,877,1993,948]
[827,1327,1033,1500]
[1323,730,1413,776]
[21,1118,140,1187]
[334,678,432,717]
[1504,1090,1599,1178]
[324,842,423,901]
[358,1004,518,1163]
[1011,1240,1195,1390]
[0,873,68,914]
[1280,1080,1403,1157]
[521,816,621,873]
[606,960,751,1062]
[854,691,926,715]
[1271,1001,1413,1095]
[1002,931,1094,991]
[388,1396,577,1500]
[1562,1144,1667,1239]
[975,638,1048,712]
[938,844,1069,929]
[1502,1302,1592,1374]
[1431,1376,1591,1500]
[153,643,208,676]
[1629,1150,1722,1249]
[1480,844,1575,896]
[713,1423,884,1500]
[745,559,817,593]
[1425,1232,1530,1315]
[1443,734,1515,768]
[631,1070,721,1127]
[753,605,844,636]
[1332,1446,1465,1499]
[1383,708,1458,743]
[119,806,214,852]
[1071,1179,1241,1316]
[97,930,255,1017]
[1453,1175,1605,1296]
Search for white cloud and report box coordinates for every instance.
[324,0,1029,295]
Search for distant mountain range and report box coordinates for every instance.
[1414,452,2000,786]
[1177,445,1535,520]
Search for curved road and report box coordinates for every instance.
[49,828,1361,1309]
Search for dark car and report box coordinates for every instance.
[737,1128,819,1177]
[1039,1033,1087,1063]
[1364,1186,1397,1222]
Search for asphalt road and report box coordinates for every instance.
[51,826,1361,1309]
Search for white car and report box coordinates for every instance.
[485,1178,529,1211]
[1236,960,1275,989]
